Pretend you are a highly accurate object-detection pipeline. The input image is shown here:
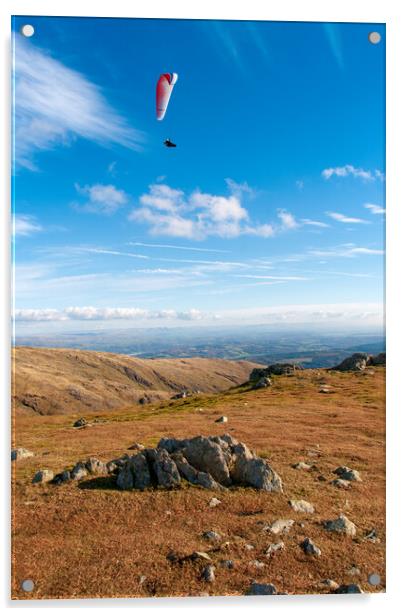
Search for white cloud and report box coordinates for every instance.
[277,209,298,230]
[130,183,274,239]
[326,212,369,224]
[364,203,386,215]
[129,242,230,253]
[301,219,330,228]
[322,164,378,181]
[14,37,143,170]
[225,178,255,196]
[309,244,384,258]
[74,183,129,215]
[14,306,212,322]
[13,214,43,237]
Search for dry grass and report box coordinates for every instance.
[11,366,385,599]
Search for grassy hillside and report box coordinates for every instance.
[12,365,385,599]
[12,346,260,416]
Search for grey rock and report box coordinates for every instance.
[250,363,302,380]
[319,387,331,394]
[202,530,222,542]
[180,436,232,486]
[231,442,283,492]
[117,453,151,490]
[289,499,315,514]
[332,353,371,372]
[191,551,212,562]
[320,579,339,590]
[370,352,385,366]
[246,582,277,595]
[209,497,222,507]
[85,457,107,475]
[334,584,363,594]
[292,461,312,470]
[146,448,181,489]
[32,469,54,484]
[73,417,87,427]
[245,544,255,551]
[331,478,351,489]
[215,415,228,423]
[70,462,88,481]
[264,519,295,535]
[253,376,272,389]
[266,541,285,557]
[172,452,223,490]
[301,537,321,556]
[219,559,234,569]
[323,514,357,536]
[249,560,265,569]
[334,466,362,482]
[52,470,71,485]
[11,448,34,461]
[201,565,215,583]
[364,528,380,543]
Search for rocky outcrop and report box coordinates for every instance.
[11,448,34,461]
[250,363,302,381]
[331,352,386,372]
[116,434,283,492]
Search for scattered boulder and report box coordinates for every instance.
[73,417,87,428]
[116,453,151,490]
[331,353,371,372]
[230,441,283,492]
[300,537,321,556]
[320,579,339,591]
[292,462,312,471]
[32,469,54,484]
[323,514,357,536]
[289,499,315,514]
[334,584,363,594]
[333,466,362,482]
[11,448,34,461]
[215,416,228,424]
[146,448,181,489]
[219,559,234,569]
[51,470,71,485]
[85,457,107,475]
[249,560,265,569]
[246,582,277,595]
[266,541,285,558]
[264,519,295,535]
[319,387,331,394]
[331,478,351,489]
[202,530,222,542]
[364,528,380,543]
[209,497,221,508]
[253,376,272,389]
[70,462,88,481]
[191,551,212,562]
[201,565,215,583]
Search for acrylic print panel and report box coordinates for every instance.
[11,16,385,600]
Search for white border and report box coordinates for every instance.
[1,1,401,614]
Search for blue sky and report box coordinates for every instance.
[12,17,385,333]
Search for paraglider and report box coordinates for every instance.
[156,73,178,146]
[163,138,176,148]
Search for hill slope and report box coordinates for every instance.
[12,346,261,416]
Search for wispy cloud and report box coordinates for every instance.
[13,214,43,237]
[364,203,386,215]
[326,212,370,224]
[13,37,144,170]
[301,219,330,228]
[323,23,344,70]
[73,183,129,215]
[129,242,230,253]
[309,244,384,258]
[322,164,379,182]
[277,209,298,230]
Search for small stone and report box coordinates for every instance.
[138,575,147,585]
[333,466,362,482]
[300,537,321,556]
[264,519,295,535]
[215,416,228,424]
[209,497,221,508]
[334,584,363,594]
[266,541,285,557]
[289,499,315,514]
[323,514,357,536]
[73,417,87,427]
[364,528,380,543]
[70,462,88,481]
[201,565,215,583]
[292,462,312,470]
[191,551,212,562]
[202,530,222,542]
[249,560,265,569]
[319,387,331,394]
[11,448,34,461]
[245,544,255,551]
[331,478,351,489]
[321,579,339,590]
[246,582,277,595]
[32,469,54,484]
[219,559,234,569]
[52,470,71,484]
[347,565,361,576]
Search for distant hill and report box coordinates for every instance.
[12,347,261,416]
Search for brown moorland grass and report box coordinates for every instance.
[11,366,385,599]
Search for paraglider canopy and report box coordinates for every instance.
[156,73,178,121]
